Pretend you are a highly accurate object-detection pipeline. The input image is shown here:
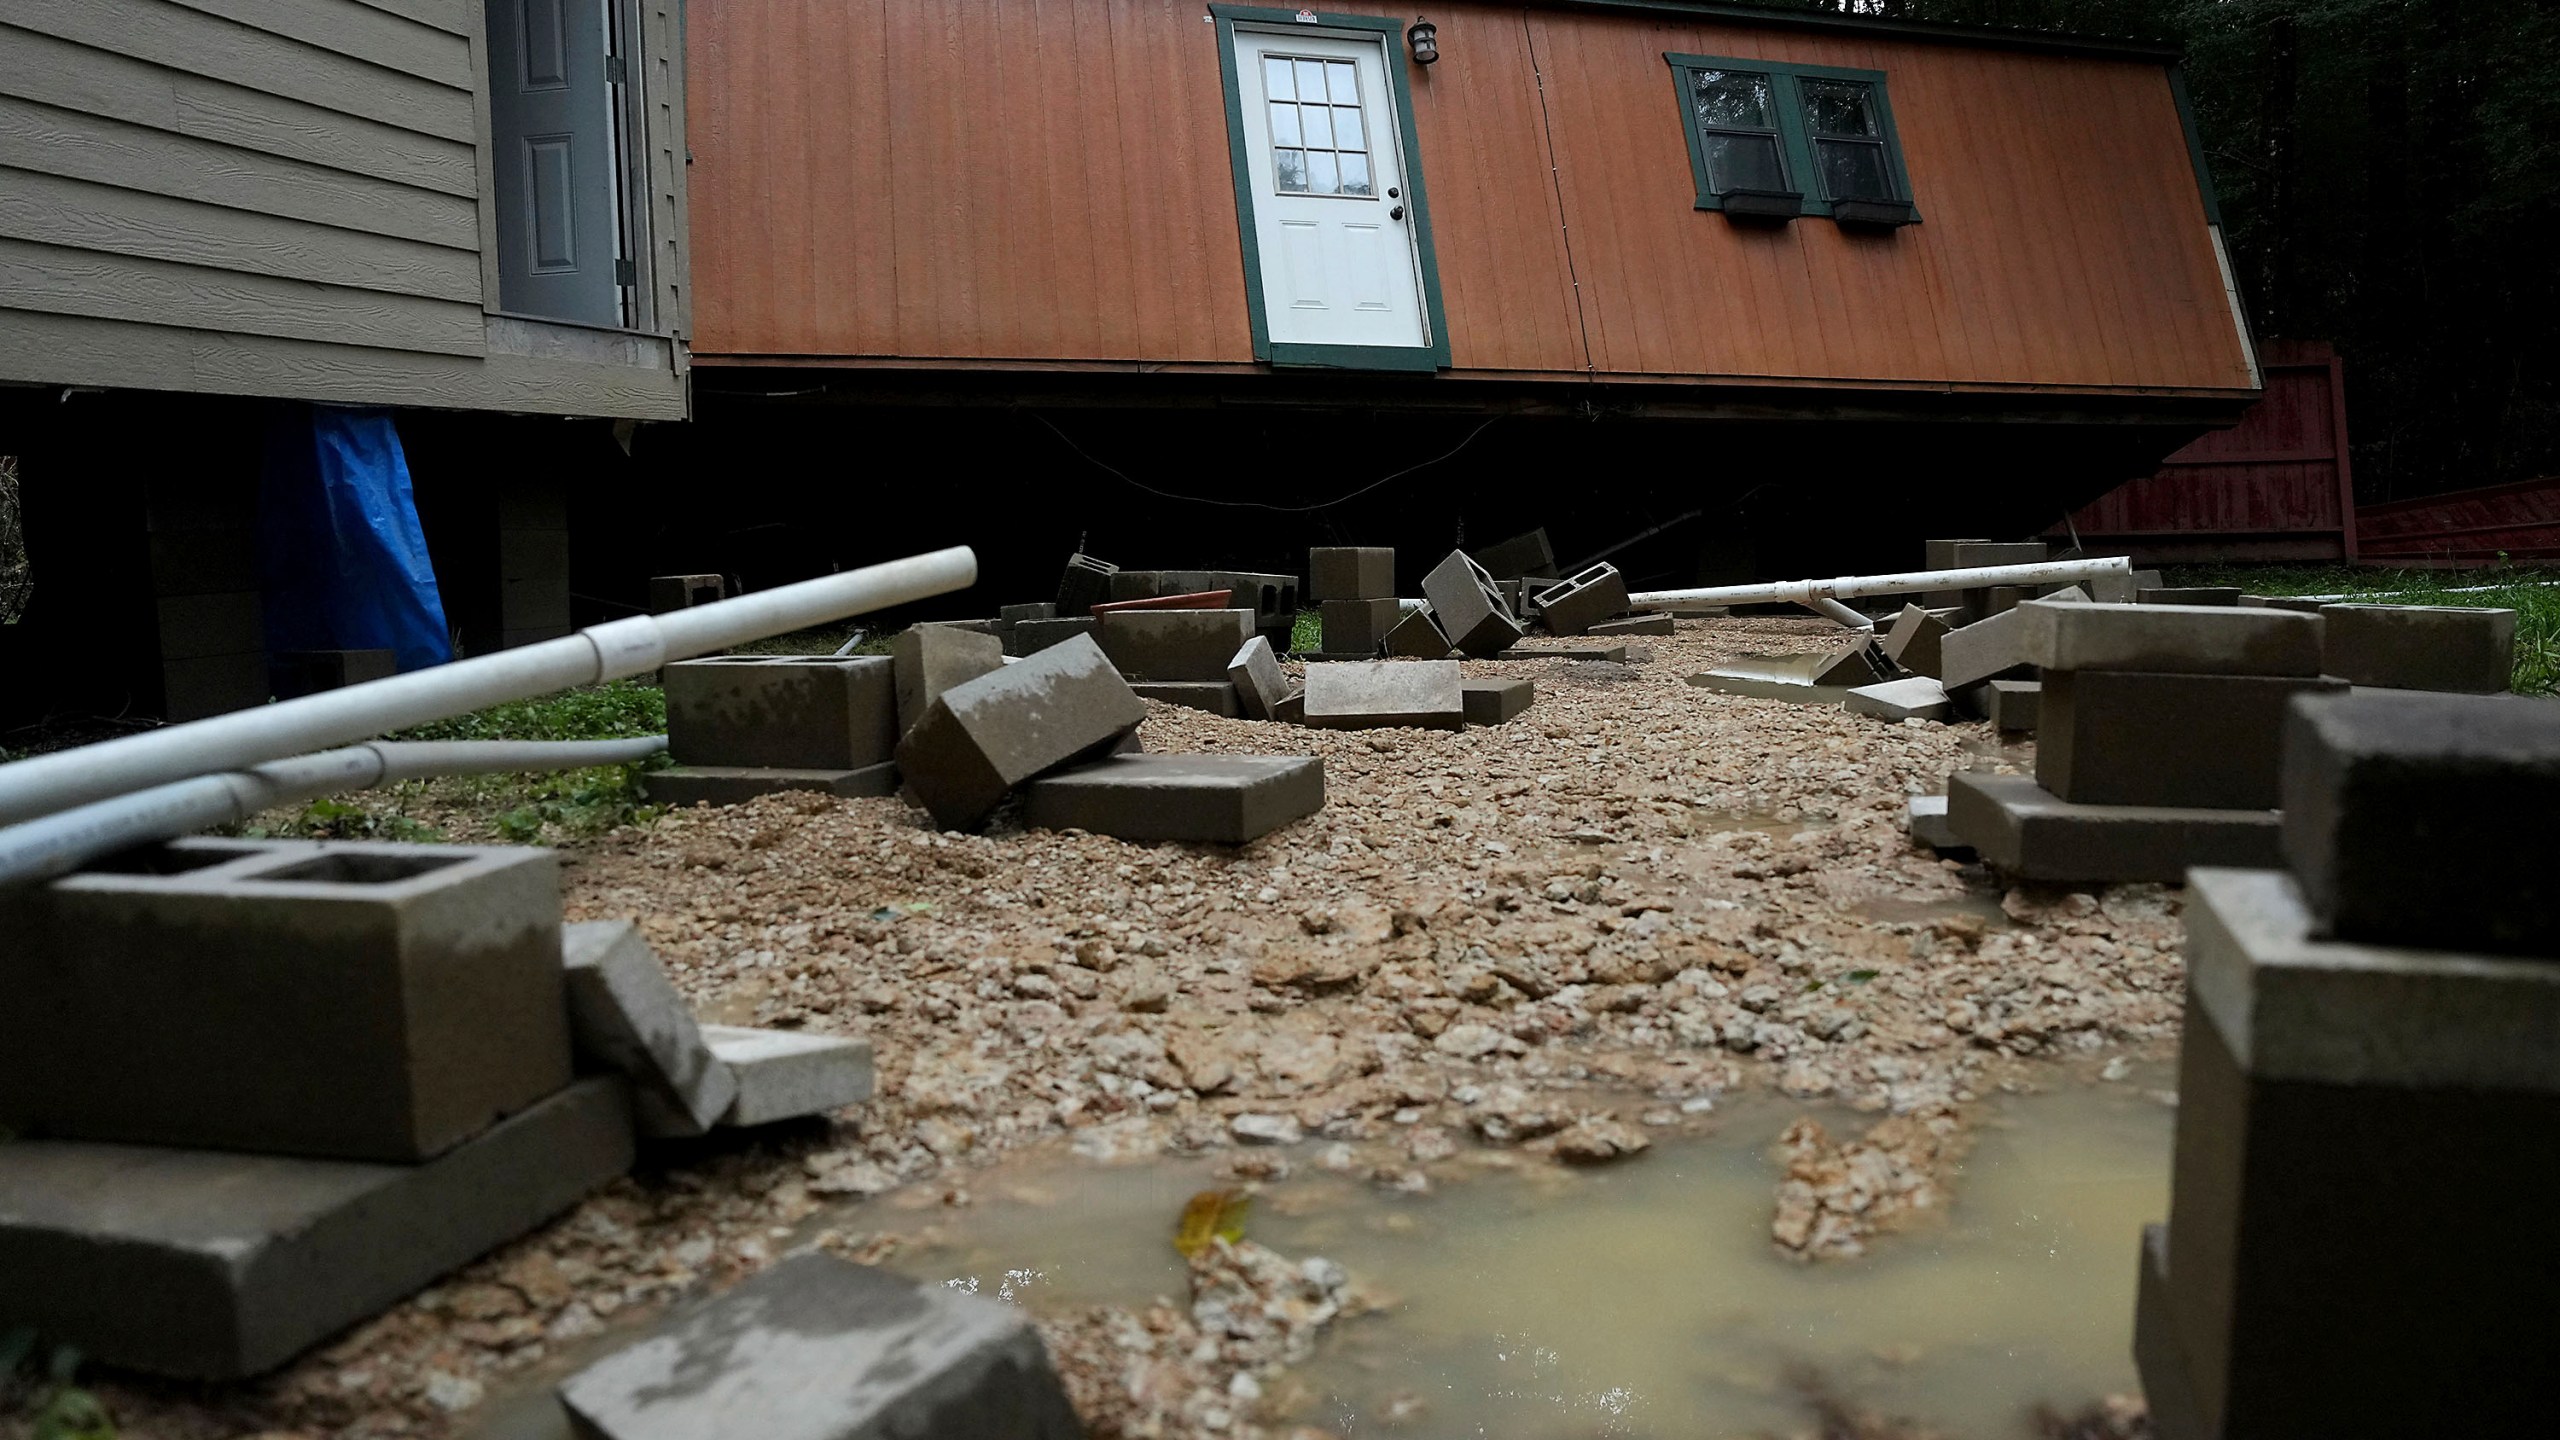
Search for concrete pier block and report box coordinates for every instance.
[1462,677,1534,725]
[1943,772,2280,883]
[666,656,898,771]
[0,1079,633,1380]
[1010,616,1099,656]
[1421,550,1524,657]
[1476,528,1555,581]
[2317,603,2517,693]
[2038,671,2348,810]
[644,763,900,808]
[1130,681,1241,716]
[1057,553,1117,613]
[1098,608,1257,682]
[1983,678,2041,733]
[1309,547,1394,601]
[1844,676,1952,722]
[1022,754,1324,843]
[2280,690,2560,957]
[1882,604,1951,678]
[1227,636,1291,721]
[2015,601,2324,677]
[1319,597,1400,655]
[1384,604,1451,658]
[895,635,1147,830]
[558,1251,1082,1440]
[701,1027,874,1126]
[647,574,723,613]
[1303,659,1463,731]
[1530,564,1631,636]
[892,626,1005,737]
[0,839,572,1163]
[561,921,737,1138]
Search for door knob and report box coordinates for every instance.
[1390,205,1405,220]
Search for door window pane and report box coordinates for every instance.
[1339,152,1372,195]
[1264,56,1295,99]
[1275,148,1308,191]
[1307,150,1339,194]
[1301,103,1333,150]
[1269,102,1301,146]
[1263,51,1378,201]
[1816,138,1894,201]
[1703,132,1786,194]
[1334,106,1364,150]
[1326,60,1359,104]
[1294,59,1328,102]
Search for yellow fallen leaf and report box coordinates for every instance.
[1173,1187,1251,1258]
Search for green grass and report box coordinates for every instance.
[2162,564,2560,695]
[1290,609,1321,654]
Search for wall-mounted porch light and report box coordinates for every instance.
[1407,16,1438,64]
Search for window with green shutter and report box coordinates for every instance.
[1665,54,1919,228]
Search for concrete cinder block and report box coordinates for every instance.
[558,1251,1082,1440]
[1921,537,1991,607]
[156,589,263,661]
[1000,602,1058,624]
[1273,691,1306,724]
[1937,586,2089,691]
[1943,772,2281,883]
[1319,598,1400,656]
[1810,636,1891,687]
[1303,659,1464,731]
[1587,612,1673,636]
[895,635,1148,830]
[1162,570,1298,624]
[1462,676,1534,725]
[2137,586,2243,607]
[1309,547,1395,601]
[2280,690,2560,957]
[2038,671,2348,810]
[1530,564,1631,636]
[2087,568,2164,605]
[2131,1225,2208,1440]
[1882,604,1951,678]
[2016,600,2324,678]
[1057,553,1117,613]
[666,656,898,771]
[561,921,738,1138]
[1130,681,1241,716]
[2238,594,2328,614]
[0,839,572,1163]
[1021,754,1324,844]
[161,652,269,721]
[892,625,1006,737]
[1421,550,1524,658]
[2317,603,2517,693]
[1105,570,1172,603]
[1384,604,1450,658]
[1476,528,1556,581]
[1983,678,2041,733]
[1947,540,2050,569]
[644,764,899,808]
[701,1027,874,1126]
[2156,890,2560,1439]
[1011,616,1099,656]
[1098,608,1256,682]
[1845,676,1952,722]
[1905,794,1964,853]
[1227,636,1291,721]
[0,1079,632,1381]
[647,574,723,613]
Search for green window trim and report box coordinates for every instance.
[1664,53,1920,225]
[1212,5,1453,373]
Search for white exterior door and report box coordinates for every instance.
[1230,27,1431,354]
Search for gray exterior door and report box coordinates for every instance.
[486,0,626,327]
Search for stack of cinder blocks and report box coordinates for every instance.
[2134,691,2560,1439]
[1944,601,2340,881]
[1310,546,1399,659]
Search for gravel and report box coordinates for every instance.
[71,616,2187,1440]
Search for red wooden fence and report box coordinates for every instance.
[2354,475,2560,567]
[2051,338,2357,562]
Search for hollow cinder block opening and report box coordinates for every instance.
[81,840,269,876]
[246,852,470,886]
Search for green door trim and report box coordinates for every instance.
[1211,5,1453,373]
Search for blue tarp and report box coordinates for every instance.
[260,405,453,672]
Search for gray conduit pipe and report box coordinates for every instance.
[0,545,976,827]
[0,736,666,889]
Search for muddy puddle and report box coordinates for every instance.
[466,1087,2168,1440]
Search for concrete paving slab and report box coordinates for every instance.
[1881,604,1950,678]
[1587,611,1673,636]
[1319,597,1399,655]
[1384,604,1450,658]
[1943,772,2281,882]
[562,921,738,1138]
[1530,564,1630,636]
[1309,547,1393,602]
[1498,642,1629,663]
[2281,690,2560,957]
[1021,754,1324,843]
[892,626,1005,737]
[1129,681,1241,717]
[2039,671,2347,809]
[1303,659,1463,731]
[2016,600,2324,677]
[2317,603,2518,693]
[666,656,898,771]
[0,839,571,1163]
[1461,677,1534,725]
[0,1079,631,1380]
[702,1027,875,1127]
[895,635,1147,830]
[1844,676,1952,721]
[557,1250,1081,1440]
[1099,608,1257,682]
[645,763,900,807]
[1421,550,1523,658]
[1227,635,1290,720]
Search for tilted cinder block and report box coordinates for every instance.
[561,920,737,1137]
[1530,564,1630,637]
[1227,635,1292,721]
[895,635,1147,829]
[891,625,1005,736]
[1421,550,1523,658]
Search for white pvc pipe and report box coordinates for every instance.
[1801,596,1874,631]
[0,737,668,888]
[0,546,976,827]
[1632,556,2129,612]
